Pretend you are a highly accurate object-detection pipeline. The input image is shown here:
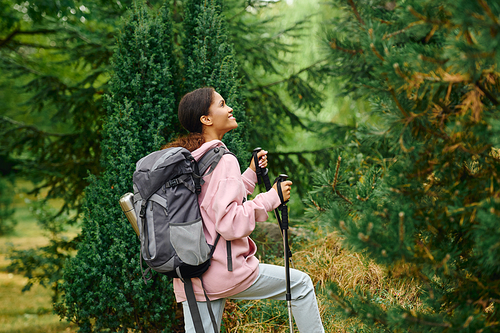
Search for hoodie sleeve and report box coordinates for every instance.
[241,167,257,195]
[201,154,281,241]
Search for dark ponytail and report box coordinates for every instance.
[162,87,214,152]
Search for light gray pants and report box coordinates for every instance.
[182,263,324,333]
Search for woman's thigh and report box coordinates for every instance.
[230,263,311,301]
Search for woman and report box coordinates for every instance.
[167,87,324,332]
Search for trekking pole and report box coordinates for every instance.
[253,148,292,258]
[274,174,294,333]
[253,149,294,332]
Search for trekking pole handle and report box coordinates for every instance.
[274,174,290,230]
[274,174,291,255]
[274,174,289,204]
[252,147,272,191]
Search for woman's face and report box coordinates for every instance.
[206,91,238,134]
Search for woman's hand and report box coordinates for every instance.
[272,180,293,202]
[249,150,268,172]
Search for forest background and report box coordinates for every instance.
[1,0,499,332]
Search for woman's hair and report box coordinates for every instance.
[162,87,215,152]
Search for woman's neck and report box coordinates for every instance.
[203,130,224,142]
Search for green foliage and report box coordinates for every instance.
[0,0,141,219]
[226,0,338,194]
[0,175,17,235]
[0,0,328,216]
[309,0,500,331]
[1,0,342,328]
[55,4,177,331]
[183,0,249,164]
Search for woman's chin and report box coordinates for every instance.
[223,123,238,135]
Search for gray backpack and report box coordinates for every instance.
[132,146,232,333]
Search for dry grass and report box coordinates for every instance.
[293,232,422,310]
[222,231,423,332]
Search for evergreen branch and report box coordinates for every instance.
[249,58,329,91]
[356,172,379,202]
[402,314,452,328]
[399,121,415,153]
[1,116,71,137]
[336,189,353,205]
[407,6,443,25]
[0,28,58,47]
[347,0,365,26]
[370,43,384,61]
[328,290,404,332]
[309,197,325,212]
[389,87,410,118]
[332,156,341,191]
[418,54,448,65]
[10,41,67,50]
[383,20,425,40]
[356,194,369,201]
[227,7,248,23]
[329,39,363,55]
[475,81,499,106]
[464,29,474,45]
[424,25,439,43]
[393,63,406,79]
[273,14,316,40]
[477,0,500,25]
[0,56,44,76]
[59,24,94,45]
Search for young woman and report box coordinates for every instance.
[167,87,324,332]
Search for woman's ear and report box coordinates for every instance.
[200,115,212,126]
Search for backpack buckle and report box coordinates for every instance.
[139,204,147,218]
[168,179,179,187]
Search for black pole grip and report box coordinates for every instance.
[252,147,262,184]
[253,147,272,191]
[273,174,289,204]
[275,174,292,258]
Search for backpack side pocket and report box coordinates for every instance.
[170,218,211,266]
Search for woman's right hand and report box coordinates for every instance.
[272,180,293,202]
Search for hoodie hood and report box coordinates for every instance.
[191,140,226,161]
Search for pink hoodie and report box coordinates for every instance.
[173,140,281,302]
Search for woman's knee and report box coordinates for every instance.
[291,269,314,295]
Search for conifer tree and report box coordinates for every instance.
[182,0,249,164]
[309,0,500,331]
[225,0,333,197]
[55,3,179,331]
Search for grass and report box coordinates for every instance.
[0,271,76,333]
[0,181,78,333]
[221,232,423,332]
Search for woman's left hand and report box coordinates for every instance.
[249,150,268,172]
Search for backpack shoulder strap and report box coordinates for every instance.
[184,278,219,333]
[197,146,235,177]
[196,148,235,273]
